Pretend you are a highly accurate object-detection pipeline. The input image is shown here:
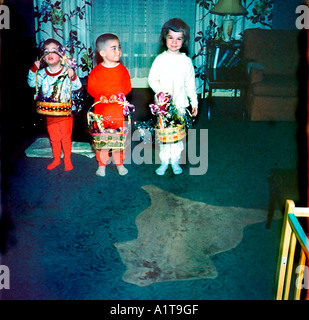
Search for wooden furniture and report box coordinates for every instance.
[243,28,300,121]
[203,40,247,119]
[276,200,309,300]
[204,67,248,119]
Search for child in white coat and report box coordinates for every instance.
[148,18,198,175]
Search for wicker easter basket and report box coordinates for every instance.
[155,114,186,144]
[156,123,186,144]
[36,101,72,116]
[149,93,187,144]
[87,100,132,150]
[34,52,72,116]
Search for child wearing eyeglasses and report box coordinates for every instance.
[28,38,82,171]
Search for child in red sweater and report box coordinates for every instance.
[87,34,132,176]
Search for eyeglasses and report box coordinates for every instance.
[43,49,58,55]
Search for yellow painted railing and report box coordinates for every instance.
[276,200,309,300]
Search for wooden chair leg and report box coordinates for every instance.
[266,180,276,229]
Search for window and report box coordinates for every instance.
[92,0,196,79]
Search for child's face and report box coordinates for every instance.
[43,43,61,68]
[166,30,184,54]
[99,39,122,65]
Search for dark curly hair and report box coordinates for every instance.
[41,38,64,56]
[159,18,190,54]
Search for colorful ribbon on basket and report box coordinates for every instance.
[99,93,135,116]
[149,92,171,116]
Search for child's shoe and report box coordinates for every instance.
[63,141,73,171]
[155,162,168,175]
[117,165,128,176]
[96,166,106,177]
[47,159,61,170]
[171,161,183,175]
[64,160,73,171]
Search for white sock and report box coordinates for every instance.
[155,161,169,176]
[171,161,183,175]
[117,165,128,176]
[96,166,106,177]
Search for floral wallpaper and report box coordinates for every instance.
[245,0,273,28]
[33,0,93,78]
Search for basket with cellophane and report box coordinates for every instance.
[149,92,186,144]
[87,94,135,150]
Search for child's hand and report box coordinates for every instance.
[67,68,75,79]
[192,108,198,117]
[34,61,40,69]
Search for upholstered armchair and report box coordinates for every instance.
[243,28,300,121]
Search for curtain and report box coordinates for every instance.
[33,0,93,78]
[92,0,196,79]
[194,0,273,93]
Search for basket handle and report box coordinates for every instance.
[87,100,132,128]
[88,100,133,117]
[35,51,73,102]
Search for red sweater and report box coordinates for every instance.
[87,63,132,129]
[87,63,131,101]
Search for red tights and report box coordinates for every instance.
[46,116,73,171]
[96,149,125,167]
